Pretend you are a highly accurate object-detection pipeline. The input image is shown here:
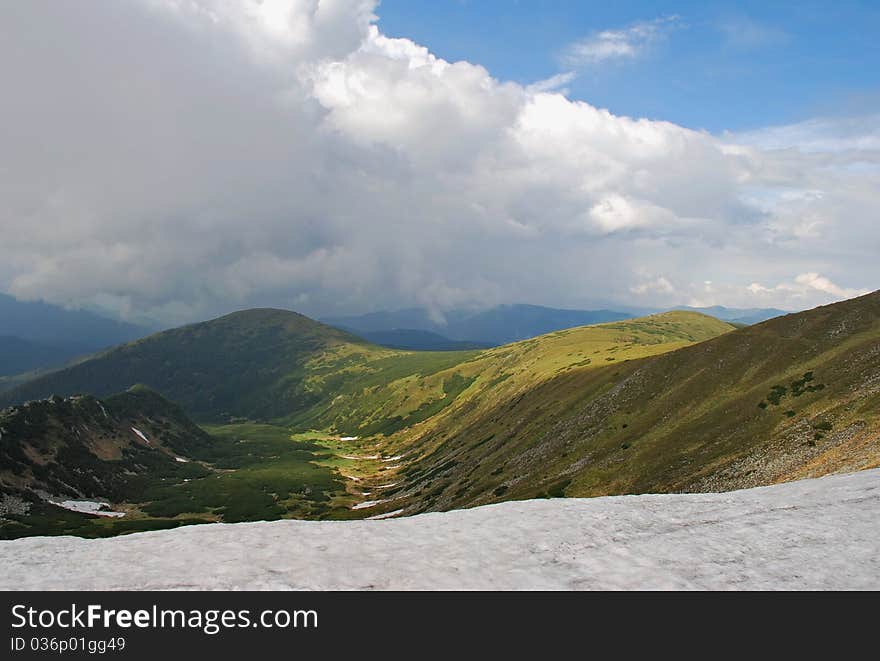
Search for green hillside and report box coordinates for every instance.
[0,308,470,423]
[0,307,730,438]
[364,291,880,517]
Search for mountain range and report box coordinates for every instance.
[0,291,877,538]
[324,304,634,346]
[325,303,787,348]
[0,293,150,378]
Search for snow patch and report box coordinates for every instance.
[174,457,189,463]
[339,436,359,441]
[5,470,879,590]
[50,500,125,518]
[366,509,405,520]
[351,499,388,510]
[131,427,150,444]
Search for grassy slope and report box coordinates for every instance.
[287,311,733,434]
[0,308,476,424]
[311,312,736,509]
[374,292,880,516]
[1,305,729,439]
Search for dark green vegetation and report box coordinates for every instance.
[0,309,480,428]
[137,423,343,523]
[376,291,880,516]
[0,395,346,538]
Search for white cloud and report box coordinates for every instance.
[526,71,577,94]
[560,16,681,67]
[0,1,875,325]
[631,276,676,296]
[743,274,870,307]
[717,16,790,50]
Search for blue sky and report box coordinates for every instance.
[375,0,880,133]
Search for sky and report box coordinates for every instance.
[377,1,880,132]
[0,0,878,326]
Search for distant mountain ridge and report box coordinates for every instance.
[353,329,492,351]
[325,304,633,346]
[0,336,74,377]
[326,303,789,347]
[673,305,787,326]
[0,293,152,378]
[0,293,149,350]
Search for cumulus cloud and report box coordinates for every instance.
[0,0,875,326]
[560,16,681,67]
[749,274,871,301]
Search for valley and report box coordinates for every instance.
[1,293,878,539]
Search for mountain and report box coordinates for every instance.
[0,386,350,539]
[0,293,149,351]
[354,329,492,351]
[0,308,370,421]
[370,291,880,516]
[0,386,215,537]
[673,305,787,326]
[0,308,484,424]
[253,310,731,438]
[10,294,873,537]
[325,304,634,345]
[0,307,729,437]
[0,336,74,377]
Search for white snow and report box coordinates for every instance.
[382,455,403,462]
[366,509,405,520]
[351,499,388,510]
[174,457,189,463]
[130,427,150,444]
[339,436,359,441]
[4,469,879,590]
[49,500,126,518]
